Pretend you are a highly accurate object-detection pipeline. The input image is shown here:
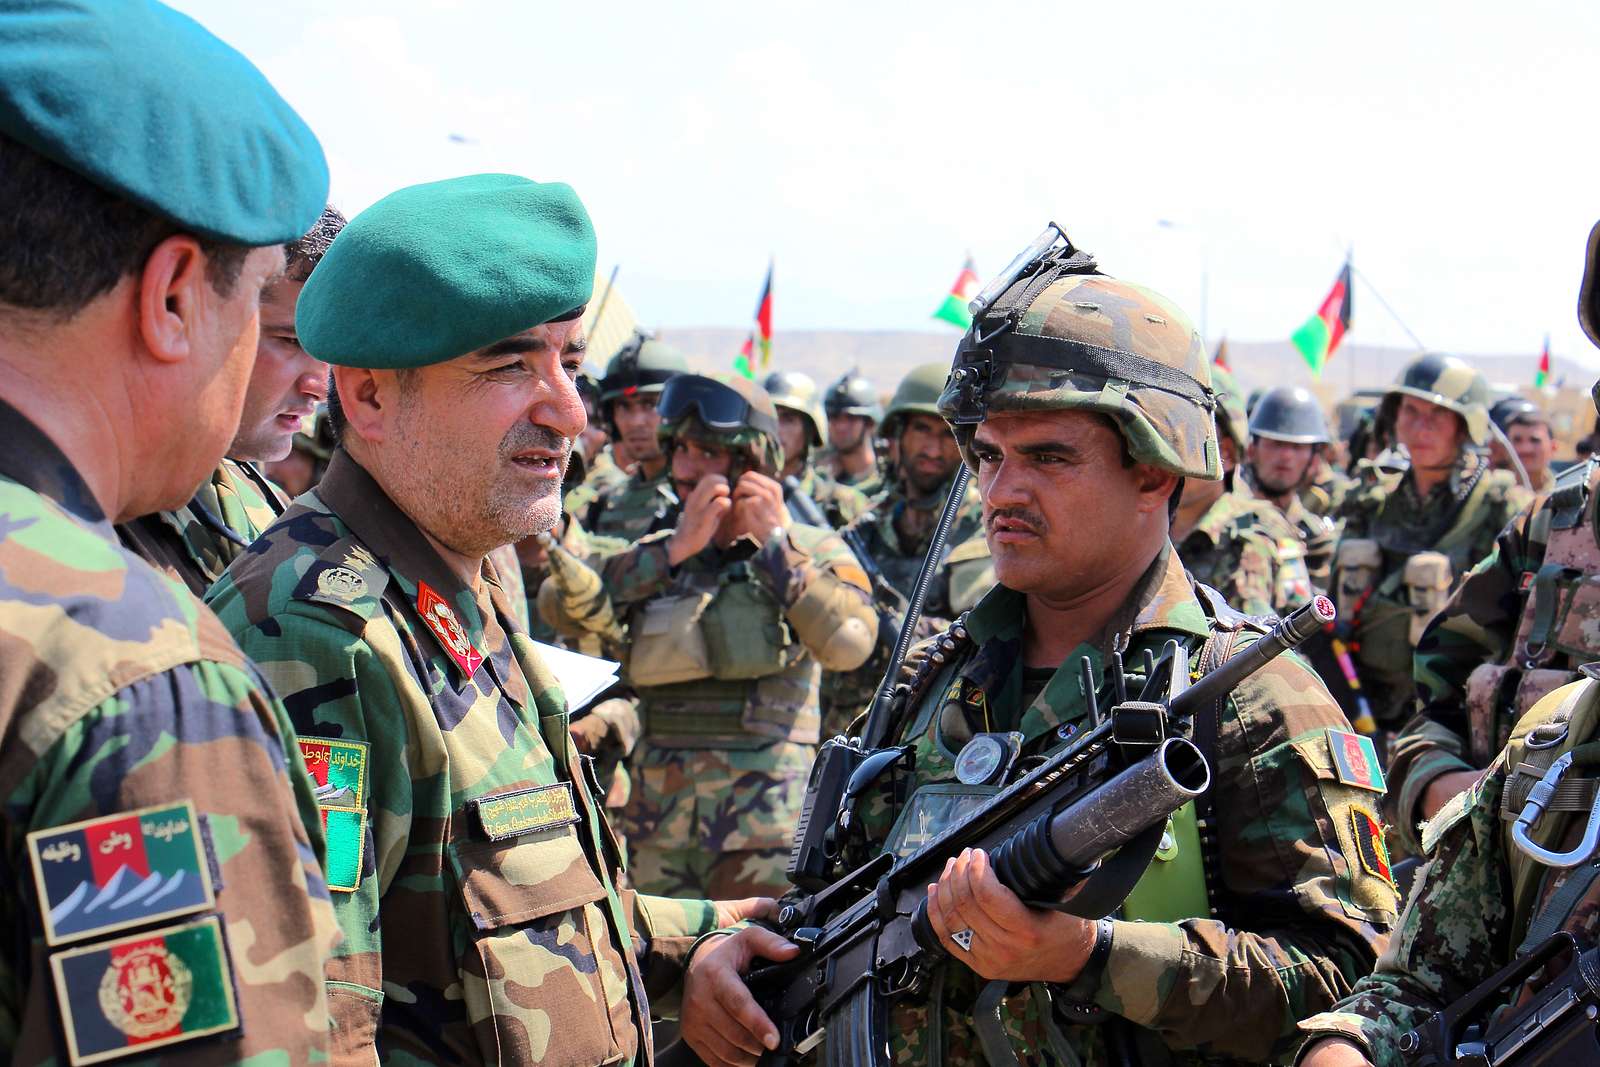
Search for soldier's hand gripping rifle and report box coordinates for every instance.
[745,590,1335,1066]
[1398,931,1600,1066]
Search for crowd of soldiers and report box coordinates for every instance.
[11,4,1600,1067]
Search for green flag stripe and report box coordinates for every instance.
[933,293,972,328]
[1291,315,1331,375]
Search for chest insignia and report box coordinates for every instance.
[417,580,484,677]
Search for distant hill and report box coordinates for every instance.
[644,329,1591,402]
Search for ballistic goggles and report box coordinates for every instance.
[657,374,780,439]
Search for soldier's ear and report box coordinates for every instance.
[1132,463,1182,516]
[135,234,209,366]
[331,365,387,446]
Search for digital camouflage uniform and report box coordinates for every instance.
[116,457,288,596]
[855,550,1395,1066]
[1333,356,1532,730]
[1177,485,1314,618]
[1388,455,1600,851]
[208,450,719,1064]
[0,403,340,1066]
[831,236,1396,1066]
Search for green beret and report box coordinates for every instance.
[297,173,596,369]
[0,0,327,245]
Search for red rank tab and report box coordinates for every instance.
[416,581,483,678]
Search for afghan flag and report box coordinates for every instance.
[1290,261,1353,377]
[1535,335,1551,388]
[733,334,756,379]
[1212,336,1231,372]
[933,255,980,328]
[752,261,774,370]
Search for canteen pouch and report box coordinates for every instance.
[1335,538,1381,621]
[1404,551,1453,645]
[700,575,796,681]
[626,591,715,687]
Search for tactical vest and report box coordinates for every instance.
[627,560,820,749]
[1461,460,1600,765]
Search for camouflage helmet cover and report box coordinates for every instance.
[1209,364,1249,451]
[1248,385,1331,445]
[762,370,826,447]
[938,229,1220,480]
[1381,351,1491,445]
[881,362,951,440]
[658,372,785,477]
[824,369,883,421]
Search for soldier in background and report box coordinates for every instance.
[1244,385,1341,590]
[704,233,1395,1067]
[0,2,341,1061]
[1297,224,1600,1067]
[1172,367,1314,617]
[117,205,346,595]
[820,367,886,496]
[1332,353,1532,734]
[765,369,870,528]
[1489,395,1559,493]
[263,405,337,498]
[593,374,877,898]
[567,329,688,540]
[575,367,623,481]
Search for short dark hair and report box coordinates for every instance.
[0,133,250,317]
[325,367,419,446]
[284,205,347,282]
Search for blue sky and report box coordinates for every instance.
[177,0,1600,366]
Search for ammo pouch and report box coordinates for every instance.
[700,574,798,681]
[1403,551,1452,645]
[1465,664,1580,767]
[1335,538,1381,622]
[626,592,715,686]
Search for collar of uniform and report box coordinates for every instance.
[0,396,113,536]
[317,447,493,670]
[1403,448,1481,504]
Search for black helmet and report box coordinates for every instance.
[1489,395,1542,431]
[1248,386,1331,445]
[823,369,882,422]
[599,330,689,405]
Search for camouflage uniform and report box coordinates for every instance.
[789,463,870,529]
[857,550,1394,1066]
[1,403,340,1066]
[1333,356,1532,730]
[1281,490,1338,591]
[1387,454,1600,852]
[1178,486,1315,617]
[116,457,287,596]
[208,450,720,1063]
[834,233,1395,1066]
[1303,460,1356,518]
[562,444,630,519]
[579,465,678,543]
[820,369,887,498]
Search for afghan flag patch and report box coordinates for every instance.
[1326,728,1387,793]
[298,738,368,893]
[28,801,215,947]
[49,915,239,1065]
[1350,806,1396,888]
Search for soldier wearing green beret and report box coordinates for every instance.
[566,330,689,542]
[820,367,887,497]
[0,2,342,1063]
[763,369,870,529]
[117,205,346,595]
[545,374,879,902]
[206,174,788,1064]
[703,228,1395,1067]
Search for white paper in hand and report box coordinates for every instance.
[532,640,621,711]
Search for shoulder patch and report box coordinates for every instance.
[291,537,389,622]
[28,802,216,947]
[50,915,239,1065]
[1326,728,1387,792]
[1349,805,1396,888]
[298,738,369,893]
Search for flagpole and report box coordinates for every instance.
[590,263,620,342]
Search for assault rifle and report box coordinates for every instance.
[726,593,1334,1066]
[1399,931,1600,1066]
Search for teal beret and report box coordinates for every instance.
[297,173,596,369]
[0,0,327,245]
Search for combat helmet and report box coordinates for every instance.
[763,370,826,447]
[1379,352,1492,445]
[881,362,951,440]
[938,223,1220,479]
[1490,395,1544,432]
[1209,364,1249,453]
[598,330,689,425]
[1248,386,1332,445]
[656,373,785,477]
[824,369,882,422]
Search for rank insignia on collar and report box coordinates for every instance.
[1327,728,1387,793]
[298,738,369,893]
[49,915,240,1065]
[28,801,216,947]
[417,580,483,677]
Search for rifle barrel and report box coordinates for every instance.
[1171,595,1335,720]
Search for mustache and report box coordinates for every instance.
[986,507,1045,533]
[500,423,572,461]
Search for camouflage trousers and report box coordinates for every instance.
[626,843,790,899]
